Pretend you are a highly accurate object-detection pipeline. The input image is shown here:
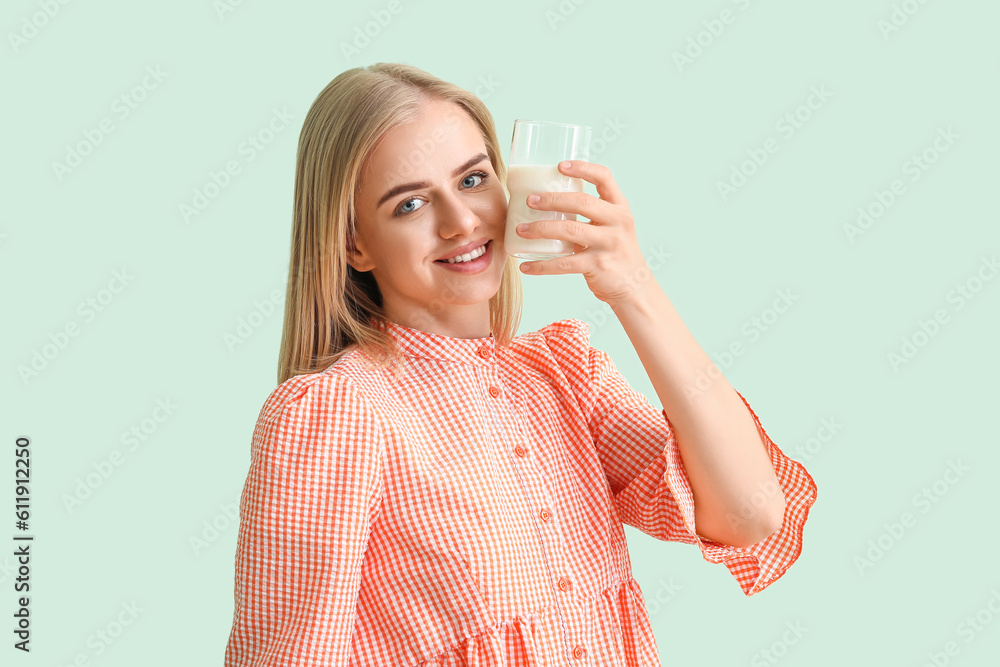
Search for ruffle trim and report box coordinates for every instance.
[661,389,819,596]
[414,578,659,666]
[535,317,818,597]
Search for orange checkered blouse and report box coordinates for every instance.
[224,318,817,666]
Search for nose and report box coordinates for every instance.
[435,188,482,238]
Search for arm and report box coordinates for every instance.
[540,317,816,596]
[609,278,784,548]
[224,374,384,666]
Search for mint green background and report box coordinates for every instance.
[3,0,998,664]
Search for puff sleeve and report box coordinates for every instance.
[224,372,385,665]
[541,318,817,597]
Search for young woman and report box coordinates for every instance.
[224,63,818,667]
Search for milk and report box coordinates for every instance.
[504,164,586,260]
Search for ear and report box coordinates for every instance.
[346,232,376,273]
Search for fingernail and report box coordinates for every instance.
[560,161,571,170]
[527,194,540,205]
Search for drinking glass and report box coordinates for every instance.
[503,120,592,260]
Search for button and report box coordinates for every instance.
[514,444,527,458]
[572,645,586,660]
[488,386,500,398]
[539,508,551,522]
[477,345,491,359]
[557,576,571,592]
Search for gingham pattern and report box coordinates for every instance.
[224,318,817,666]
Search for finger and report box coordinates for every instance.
[517,218,596,248]
[526,190,622,226]
[520,250,587,276]
[560,160,627,206]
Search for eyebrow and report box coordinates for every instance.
[376,152,490,210]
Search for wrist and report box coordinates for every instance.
[608,274,662,316]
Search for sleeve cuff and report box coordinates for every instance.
[661,389,818,596]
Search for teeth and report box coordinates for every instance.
[445,243,487,263]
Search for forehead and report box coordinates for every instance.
[362,100,486,180]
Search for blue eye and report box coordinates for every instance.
[393,170,490,217]
[461,172,485,188]
[397,199,422,215]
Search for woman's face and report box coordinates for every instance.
[350,98,508,332]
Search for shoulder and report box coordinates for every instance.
[248,367,387,473]
[505,318,594,381]
[510,317,592,354]
[256,361,381,430]
[509,317,592,360]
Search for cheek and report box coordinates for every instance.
[489,191,509,222]
[396,234,438,267]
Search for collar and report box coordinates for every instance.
[371,317,498,366]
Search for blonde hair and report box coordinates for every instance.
[276,63,523,386]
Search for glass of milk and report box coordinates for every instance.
[504,119,592,260]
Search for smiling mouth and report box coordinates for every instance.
[435,240,491,264]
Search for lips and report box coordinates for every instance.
[436,238,491,261]
[435,239,490,262]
